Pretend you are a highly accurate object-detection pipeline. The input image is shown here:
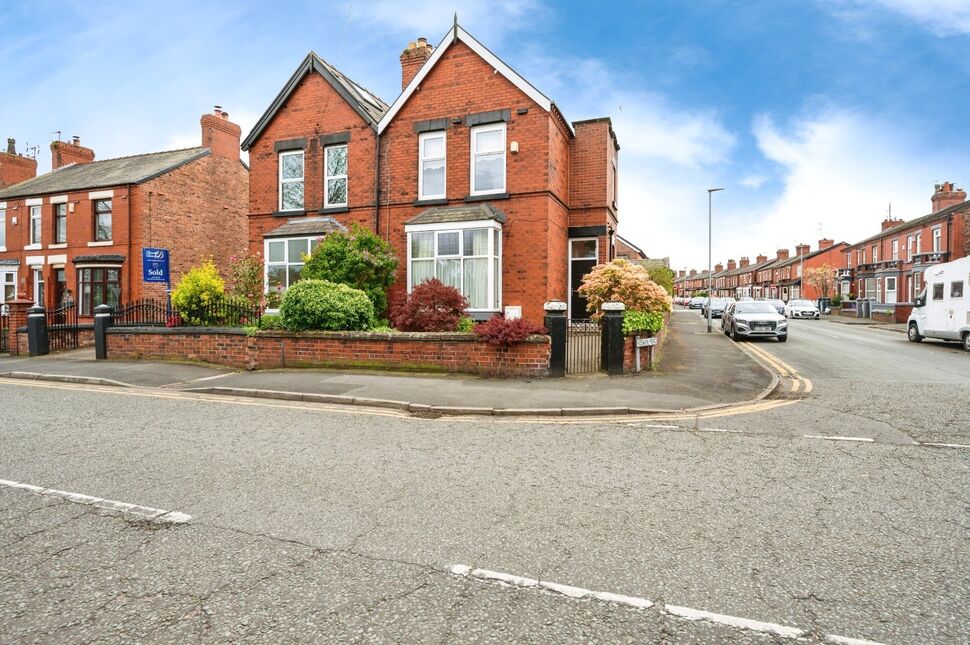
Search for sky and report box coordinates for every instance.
[2,0,969,270]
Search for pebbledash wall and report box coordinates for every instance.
[104,328,551,377]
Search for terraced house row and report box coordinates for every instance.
[675,182,970,314]
[1,21,640,324]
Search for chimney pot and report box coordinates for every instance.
[6,138,14,155]
[400,37,434,89]
[931,179,967,212]
[72,136,80,145]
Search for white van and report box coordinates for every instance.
[907,255,970,351]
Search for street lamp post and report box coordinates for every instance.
[707,188,724,333]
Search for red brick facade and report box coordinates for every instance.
[244,25,620,323]
[0,111,248,317]
[106,328,550,377]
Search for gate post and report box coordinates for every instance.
[601,302,625,375]
[94,304,113,360]
[4,298,33,355]
[27,306,49,357]
[543,301,567,378]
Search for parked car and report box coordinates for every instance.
[758,298,786,315]
[723,301,788,342]
[784,299,820,319]
[702,297,732,319]
[738,296,754,302]
[688,296,706,309]
[907,255,970,351]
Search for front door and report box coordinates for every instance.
[53,268,67,310]
[885,276,897,305]
[569,238,598,319]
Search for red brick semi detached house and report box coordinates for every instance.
[243,23,621,322]
[0,110,248,318]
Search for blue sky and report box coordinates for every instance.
[2,0,969,268]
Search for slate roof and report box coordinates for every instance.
[846,200,970,249]
[263,216,347,239]
[406,203,507,226]
[0,148,209,199]
[241,53,389,150]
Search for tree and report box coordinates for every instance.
[301,225,398,315]
[226,254,265,308]
[578,259,672,319]
[804,264,837,299]
[645,266,674,296]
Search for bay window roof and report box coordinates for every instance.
[263,216,347,239]
[406,203,506,227]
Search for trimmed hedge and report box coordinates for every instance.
[279,280,374,331]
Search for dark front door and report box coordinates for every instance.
[569,238,599,319]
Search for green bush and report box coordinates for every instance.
[456,316,475,332]
[279,280,374,331]
[646,266,675,296]
[259,313,286,330]
[830,295,843,307]
[171,259,225,326]
[301,225,398,316]
[622,310,665,336]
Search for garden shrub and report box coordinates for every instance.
[279,280,374,331]
[259,313,286,330]
[578,259,672,319]
[389,279,468,332]
[830,295,843,307]
[473,316,547,347]
[171,259,225,326]
[301,225,398,315]
[227,254,265,308]
[456,316,475,332]
[622,310,665,336]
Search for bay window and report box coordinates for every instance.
[324,145,348,208]
[470,124,506,195]
[419,132,446,200]
[77,267,121,315]
[407,222,501,311]
[264,236,320,299]
[278,150,304,211]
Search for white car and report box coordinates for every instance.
[784,299,820,319]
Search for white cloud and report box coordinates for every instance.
[740,174,770,189]
[825,0,970,36]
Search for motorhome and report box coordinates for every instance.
[907,255,970,351]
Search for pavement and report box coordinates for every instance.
[823,314,907,332]
[0,310,771,415]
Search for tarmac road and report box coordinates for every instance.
[1,317,969,645]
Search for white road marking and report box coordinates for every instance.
[916,442,970,449]
[802,379,814,393]
[790,379,801,393]
[450,564,885,642]
[627,423,681,429]
[803,435,875,443]
[0,479,191,524]
[698,428,745,434]
[665,604,804,639]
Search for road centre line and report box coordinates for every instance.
[449,564,883,644]
[0,478,191,524]
[916,442,970,449]
[804,435,875,443]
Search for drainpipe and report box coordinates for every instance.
[374,129,380,235]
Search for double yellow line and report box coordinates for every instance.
[739,343,813,394]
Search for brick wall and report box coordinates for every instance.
[0,150,37,189]
[106,328,550,377]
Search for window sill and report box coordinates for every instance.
[273,210,306,217]
[48,243,67,249]
[318,205,349,215]
[464,192,509,203]
[87,241,114,247]
[413,198,448,207]
[24,244,42,251]
[0,247,5,252]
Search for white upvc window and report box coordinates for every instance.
[324,144,348,208]
[264,236,320,299]
[1,270,15,302]
[906,236,913,262]
[418,131,446,200]
[29,205,42,245]
[0,206,6,249]
[406,220,502,311]
[470,123,506,195]
[892,239,899,261]
[871,245,878,264]
[915,232,922,254]
[932,227,942,253]
[278,150,305,212]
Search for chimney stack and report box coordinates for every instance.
[727,259,737,271]
[689,269,697,276]
[51,137,95,170]
[0,137,38,189]
[740,257,750,268]
[714,263,724,272]
[818,238,834,250]
[678,270,686,278]
[881,217,904,231]
[756,254,768,264]
[795,243,811,257]
[201,107,242,161]
[400,37,434,90]
[931,181,966,212]
[776,248,790,260]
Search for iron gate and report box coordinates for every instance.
[46,305,79,352]
[566,319,601,374]
[0,309,8,353]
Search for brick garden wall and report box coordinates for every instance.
[105,328,551,377]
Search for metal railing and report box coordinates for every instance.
[566,319,601,374]
[111,296,261,328]
[0,312,8,353]
[111,299,174,327]
[46,305,79,352]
